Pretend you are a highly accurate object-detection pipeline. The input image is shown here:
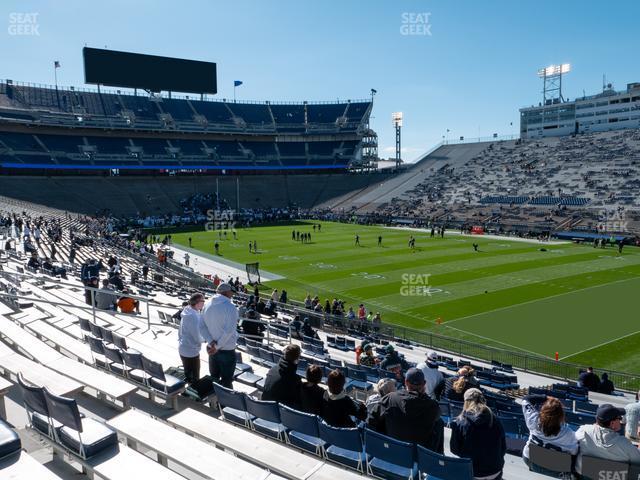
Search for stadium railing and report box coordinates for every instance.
[265,296,640,393]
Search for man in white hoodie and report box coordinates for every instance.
[576,403,640,474]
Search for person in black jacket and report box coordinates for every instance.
[321,369,367,428]
[450,388,506,479]
[241,309,265,339]
[599,373,615,395]
[262,344,302,409]
[578,367,601,392]
[368,367,444,453]
[300,365,325,415]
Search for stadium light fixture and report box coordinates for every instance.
[537,63,571,77]
[392,111,403,127]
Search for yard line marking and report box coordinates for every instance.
[441,324,548,357]
[560,329,640,361]
[444,276,640,326]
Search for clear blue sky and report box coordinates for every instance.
[2,0,639,162]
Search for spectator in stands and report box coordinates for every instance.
[262,344,302,409]
[172,301,188,323]
[358,343,378,367]
[576,404,640,474]
[109,270,125,291]
[450,388,506,480]
[178,293,206,385]
[81,258,103,304]
[417,351,444,400]
[241,309,265,339]
[321,369,367,428]
[369,367,444,452]
[301,318,319,339]
[289,315,303,340]
[625,392,640,441]
[365,378,396,419]
[372,312,381,333]
[200,283,239,389]
[521,394,578,474]
[42,257,67,279]
[443,366,479,402]
[142,263,149,281]
[300,364,324,416]
[578,366,601,392]
[599,372,615,395]
[117,290,140,315]
[26,252,40,271]
[279,289,287,304]
[95,279,117,311]
[379,344,409,371]
[68,245,77,264]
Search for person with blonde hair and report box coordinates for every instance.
[365,378,397,417]
[451,388,506,480]
[443,366,479,402]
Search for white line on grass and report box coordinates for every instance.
[444,276,640,326]
[559,329,640,361]
[441,324,548,358]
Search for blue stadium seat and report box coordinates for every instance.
[365,428,417,480]
[416,444,473,480]
[318,420,364,471]
[213,383,254,428]
[244,397,286,440]
[278,404,326,455]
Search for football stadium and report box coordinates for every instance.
[0,2,639,479]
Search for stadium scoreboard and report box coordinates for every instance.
[83,47,217,94]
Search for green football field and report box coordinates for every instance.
[171,221,640,374]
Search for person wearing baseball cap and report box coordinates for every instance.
[575,403,640,474]
[367,367,444,453]
[416,351,444,400]
[200,282,239,388]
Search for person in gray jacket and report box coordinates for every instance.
[576,404,640,474]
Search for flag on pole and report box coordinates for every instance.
[54,61,61,68]
[234,80,243,87]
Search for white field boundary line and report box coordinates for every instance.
[560,329,640,361]
[383,226,570,245]
[440,323,549,358]
[443,276,640,327]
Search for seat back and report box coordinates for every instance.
[364,428,415,468]
[318,420,362,451]
[245,396,280,423]
[581,455,629,480]
[103,345,124,365]
[79,317,91,333]
[43,387,82,432]
[498,415,520,436]
[101,328,114,345]
[279,404,319,437]
[417,444,473,480]
[347,368,368,383]
[528,443,572,473]
[87,336,104,356]
[141,356,166,381]
[89,322,102,339]
[17,373,49,417]
[112,333,128,350]
[213,382,247,411]
[121,350,144,370]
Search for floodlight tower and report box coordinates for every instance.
[537,63,571,103]
[392,112,403,168]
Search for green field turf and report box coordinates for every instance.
[171,221,640,374]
